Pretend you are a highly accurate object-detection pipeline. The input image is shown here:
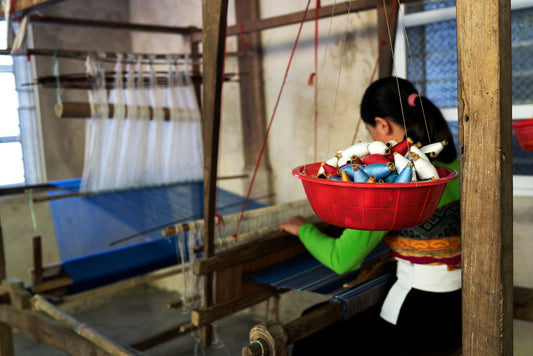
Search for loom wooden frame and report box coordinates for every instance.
[0,0,527,355]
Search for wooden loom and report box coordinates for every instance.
[0,4,396,355]
[0,1,526,356]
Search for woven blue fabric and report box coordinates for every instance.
[48,179,265,294]
[249,242,389,296]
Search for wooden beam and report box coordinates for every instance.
[201,0,229,347]
[228,0,374,37]
[193,232,303,275]
[377,0,399,79]
[456,1,513,355]
[129,322,197,351]
[191,285,281,327]
[235,0,274,204]
[0,222,14,356]
[31,295,142,356]
[514,287,533,322]
[0,304,117,356]
[28,15,200,35]
[225,0,418,37]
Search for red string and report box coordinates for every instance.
[232,0,313,240]
[9,0,22,23]
[239,23,249,56]
[352,0,398,145]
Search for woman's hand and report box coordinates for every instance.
[280,215,308,236]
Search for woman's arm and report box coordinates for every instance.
[281,216,387,274]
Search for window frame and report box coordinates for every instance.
[0,21,45,187]
[393,0,533,197]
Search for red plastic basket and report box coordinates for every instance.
[512,118,533,152]
[293,162,458,231]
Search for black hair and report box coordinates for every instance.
[360,77,456,163]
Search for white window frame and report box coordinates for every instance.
[0,21,46,187]
[394,0,533,197]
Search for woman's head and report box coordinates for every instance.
[360,77,456,163]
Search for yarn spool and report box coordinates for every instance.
[245,321,288,356]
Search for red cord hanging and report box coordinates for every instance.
[232,0,314,240]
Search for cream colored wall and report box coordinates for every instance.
[32,0,132,181]
[260,1,376,205]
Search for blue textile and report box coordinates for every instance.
[248,242,390,296]
[47,179,265,294]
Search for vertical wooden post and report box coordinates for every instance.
[234,0,273,205]
[0,222,15,356]
[32,236,43,285]
[456,1,513,355]
[377,0,399,79]
[201,0,229,348]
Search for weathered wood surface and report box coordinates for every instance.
[193,232,304,275]
[457,0,513,355]
[192,285,281,327]
[0,304,114,356]
[0,222,14,356]
[31,295,142,356]
[514,286,533,322]
[201,0,229,347]
[377,0,399,79]
[235,0,274,205]
[226,0,416,37]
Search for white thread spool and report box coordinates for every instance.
[337,142,369,165]
[368,141,391,155]
[386,140,398,148]
[410,152,439,180]
[420,140,448,156]
[318,156,339,177]
[409,144,430,162]
[393,151,411,174]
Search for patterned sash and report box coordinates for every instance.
[384,200,461,269]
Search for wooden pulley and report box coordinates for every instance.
[242,321,288,356]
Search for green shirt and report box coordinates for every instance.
[298,159,460,274]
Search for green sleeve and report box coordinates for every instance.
[435,159,460,207]
[298,224,387,274]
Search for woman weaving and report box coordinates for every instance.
[280,77,461,355]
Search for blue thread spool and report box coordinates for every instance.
[339,164,355,180]
[394,162,414,183]
[362,162,395,180]
[384,171,399,183]
[352,164,370,183]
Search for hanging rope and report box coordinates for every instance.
[351,0,399,145]
[397,2,432,145]
[232,0,313,240]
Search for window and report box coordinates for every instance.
[0,20,44,187]
[394,0,533,196]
